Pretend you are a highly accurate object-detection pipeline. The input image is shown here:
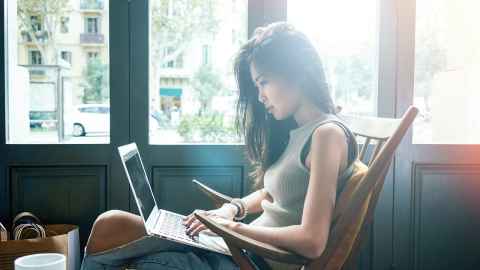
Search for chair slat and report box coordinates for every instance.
[358,137,371,162]
[368,140,384,166]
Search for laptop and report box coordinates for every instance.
[118,142,231,256]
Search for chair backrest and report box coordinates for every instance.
[341,113,402,166]
[305,106,418,270]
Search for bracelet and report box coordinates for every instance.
[224,202,241,217]
[231,198,248,221]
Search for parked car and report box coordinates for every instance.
[71,104,162,137]
[71,104,110,136]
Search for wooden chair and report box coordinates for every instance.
[193,106,418,270]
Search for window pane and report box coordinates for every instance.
[149,0,247,144]
[413,0,480,144]
[5,0,109,144]
[288,0,378,116]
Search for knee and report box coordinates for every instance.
[91,210,127,236]
[86,210,146,254]
[95,210,127,225]
[86,210,129,252]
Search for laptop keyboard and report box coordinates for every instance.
[156,211,199,243]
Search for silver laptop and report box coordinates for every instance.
[118,142,231,256]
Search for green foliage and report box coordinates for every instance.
[177,113,240,143]
[332,51,374,101]
[414,16,447,99]
[150,0,220,66]
[17,0,72,64]
[80,58,109,104]
[191,65,225,115]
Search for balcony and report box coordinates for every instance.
[80,0,104,11]
[21,31,49,44]
[80,33,105,45]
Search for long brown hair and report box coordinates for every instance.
[234,22,336,189]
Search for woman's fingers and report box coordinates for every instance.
[183,209,219,236]
[189,224,207,236]
[182,213,195,226]
[185,219,204,236]
[182,209,205,227]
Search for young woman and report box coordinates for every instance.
[81,22,360,270]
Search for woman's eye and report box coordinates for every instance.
[259,80,268,87]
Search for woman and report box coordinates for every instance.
[81,22,360,270]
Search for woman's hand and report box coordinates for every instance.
[182,203,238,236]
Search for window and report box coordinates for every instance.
[30,15,42,31]
[288,0,379,116]
[60,17,69,33]
[149,0,247,144]
[161,47,183,69]
[202,45,210,66]
[29,50,42,65]
[87,51,99,60]
[176,53,184,69]
[162,47,174,68]
[413,0,480,144]
[81,0,104,10]
[6,0,110,144]
[61,51,72,64]
[85,17,99,34]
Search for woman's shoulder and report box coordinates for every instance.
[310,122,348,148]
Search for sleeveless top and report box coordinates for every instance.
[249,114,359,228]
[246,114,359,270]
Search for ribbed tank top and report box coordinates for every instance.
[249,114,359,228]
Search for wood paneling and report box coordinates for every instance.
[10,166,107,248]
[412,164,480,270]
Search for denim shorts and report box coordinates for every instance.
[80,235,239,270]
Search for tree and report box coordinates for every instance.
[150,0,219,66]
[149,0,220,101]
[414,12,447,114]
[191,64,224,115]
[331,50,374,104]
[80,57,109,104]
[17,0,72,64]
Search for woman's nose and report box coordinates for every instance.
[258,89,266,104]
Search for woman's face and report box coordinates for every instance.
[250,63,302,120]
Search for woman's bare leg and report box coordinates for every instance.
[85,210,147,254]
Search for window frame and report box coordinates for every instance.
[85,16,100,34]
[60,16,69,33]
[29,49,42,65]
[60,50,72,64]
[30,15,42,32]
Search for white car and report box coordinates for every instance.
[71,104,110,136]
[71,104,161,137]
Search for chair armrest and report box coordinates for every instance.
[192,179,233,208]
[194,212,309,265]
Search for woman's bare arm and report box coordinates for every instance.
[184,181,271,232]
[228,124,347,259]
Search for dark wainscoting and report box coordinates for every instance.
[10,166,107,249]
[412,163,480,270]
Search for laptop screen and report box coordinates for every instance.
[124,152,156,222]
